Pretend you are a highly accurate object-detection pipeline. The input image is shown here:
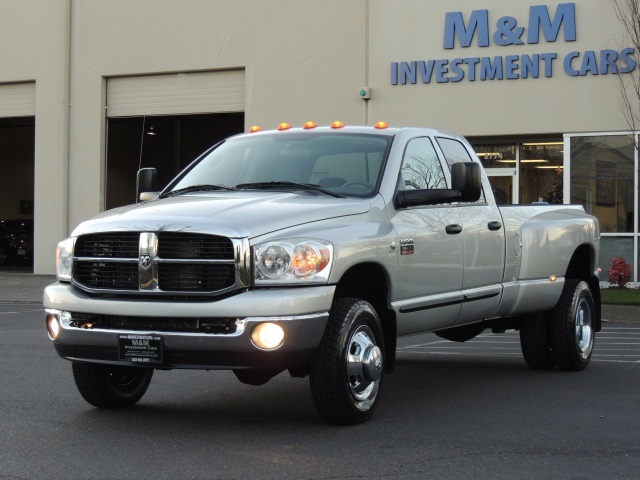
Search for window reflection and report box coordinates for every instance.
[570,136,634,233]
[520,143,563,204]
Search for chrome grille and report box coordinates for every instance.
[73,231,245,295]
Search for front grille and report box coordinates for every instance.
[158,232,234,259]
[75,233,139,258]
[69,313,238,334]
[75,262,139,290]
[158,264,236,291]
[73,231,240,295]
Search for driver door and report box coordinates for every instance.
[389,137,463,335]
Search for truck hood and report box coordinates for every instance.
[72,191,372,239]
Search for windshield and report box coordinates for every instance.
[167,131,392,197]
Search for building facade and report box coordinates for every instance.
[0,0,636,278]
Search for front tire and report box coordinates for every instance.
[310,298,385,425]
[519,313,556,370]
[550,279,595,371]
[71,362,153,408]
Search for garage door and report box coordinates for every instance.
[106,70,245,118]
[0,82,36,117]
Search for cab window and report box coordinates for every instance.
[399,137,447,191]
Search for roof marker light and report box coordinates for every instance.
[278,123,292,131]
[303,121,318,129]
[248,125,263,133]
[374,121,389,129]
[331,121,345,129]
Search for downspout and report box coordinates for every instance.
[62,0,71,236]
[364,0,369,125]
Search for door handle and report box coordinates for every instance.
[446,224,463,235]
[488,221,502,231]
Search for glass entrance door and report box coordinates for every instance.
[485,168,517,205]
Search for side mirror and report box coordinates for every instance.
[136,168,158,203]
[451,162,481,202]
[394,162,482,209]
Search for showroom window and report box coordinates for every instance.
[472,141,563,205]
[569,135,634,233]
[568,133,636,285]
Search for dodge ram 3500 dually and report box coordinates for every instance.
[44,123,600,424]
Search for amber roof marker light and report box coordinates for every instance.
[248,126,263,133]
[331,121,345,129]
[374,121,389,129]
[277,122,292,131]
[303,121,318,129]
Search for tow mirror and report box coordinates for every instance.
[136,168,158,203]
[451,162,481,202]
[394,162,481,208]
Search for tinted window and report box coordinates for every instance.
[436,137,474,166]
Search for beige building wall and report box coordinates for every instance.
[68,0,368,232]
[0,0,633,273]
[368,0,629,135]
[0,0,69,274]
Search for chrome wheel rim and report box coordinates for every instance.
[346,325,382,410]
[575,297,593,360]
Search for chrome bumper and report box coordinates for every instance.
[44,283,334,369]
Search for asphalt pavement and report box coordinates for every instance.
[1,270,639,323]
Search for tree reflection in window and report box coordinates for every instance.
[400,138,447,190]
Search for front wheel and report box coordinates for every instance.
[71,362,153,408]
[309,298,385,425]
[550,279,595,371]
[519,313,556,370]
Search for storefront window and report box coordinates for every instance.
[520,143,563,204]
[472,144,516,204]
[473,144,516,169]
[570,135,634,233]
[601,236,635,281]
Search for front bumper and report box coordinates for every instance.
[44,282,334,370]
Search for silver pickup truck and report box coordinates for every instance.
[44,124,600,425]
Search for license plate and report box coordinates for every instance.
[118,334,163,364]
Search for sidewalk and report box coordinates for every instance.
[1,271,639,322]
[0,271,55,303]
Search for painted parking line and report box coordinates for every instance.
[397,325,640,364]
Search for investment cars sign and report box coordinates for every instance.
[390,3,636,85]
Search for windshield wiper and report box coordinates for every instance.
[235,181,346,198]
[160,184,237,198]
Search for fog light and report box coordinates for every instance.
[251,323,285,350]
[46,313,60,340]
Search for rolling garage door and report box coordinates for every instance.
[0,82,36,117]
[106,70,245,117]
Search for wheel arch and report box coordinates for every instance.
[333,262,397,373]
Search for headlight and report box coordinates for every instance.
[56,237,76,281]
[254,239,333,284]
